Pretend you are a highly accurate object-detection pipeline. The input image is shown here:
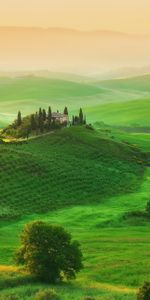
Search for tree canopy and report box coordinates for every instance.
[16,221,83,283]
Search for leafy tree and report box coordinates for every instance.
[16,221,83,283]
[137,282,150,300]
[64,107,68,115]
[79,108,84,124]
[17,111,22,126]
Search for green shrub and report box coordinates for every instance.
[137,282,150,299]
[35,289,60,300]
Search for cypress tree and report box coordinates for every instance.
[47,106,52,130]
[42,109,46,121]
[64,107,68,115]
[72,115,75,126]
[79,108,83,124]
[35,112,39,135]
[38,108,44,133]
[17,111,22,126]
[30,114,36,130]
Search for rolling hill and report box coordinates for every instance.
[0,126,146,219]
[0,74,150,128]
[0,128,150,300]
[99,74,150,92]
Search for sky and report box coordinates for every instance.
[0,0,150,34]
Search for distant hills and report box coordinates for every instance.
[0,26,150,74]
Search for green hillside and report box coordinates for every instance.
[0,126,146,219]
[0,130,150,299]
[87,98,150,126]
[0,76,102,126]
[0,75,150,127]
[99,74,150,92]
[0,74,150,299]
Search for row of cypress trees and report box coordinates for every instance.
[16,106,86,136]
[17,106,69,133]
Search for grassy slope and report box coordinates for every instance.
[0,75,150,127]
[0,126,145,218]
[87,98,150,126]
[0,174,150,299]
[0,128,150,299]
[99,75,150,92]
[87,75,150,126]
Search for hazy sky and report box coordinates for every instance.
[0,0,150,34]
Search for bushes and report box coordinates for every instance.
[137,282,150,299]
[35,289,60,300]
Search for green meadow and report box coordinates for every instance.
[0,74,150,299]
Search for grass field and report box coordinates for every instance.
[0,74,150,299]
[87,98,150,126]
[0,127,150,299]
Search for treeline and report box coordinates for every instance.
[2,107,86,139]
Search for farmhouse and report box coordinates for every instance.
[52,112,69,124]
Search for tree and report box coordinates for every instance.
[17,111,22,126]
[16,221,83,283]
[79,108,83,124]
[38,108,44,133]
[42,109,47,122]
[72,116,75,126]
[30,114,37,131]
[84,115,87,125]
[64,107,68,115]
[47,106,52,130]
[137,282,150,300]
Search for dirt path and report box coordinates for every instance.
[0,265,18,272]
[77,277,137,294]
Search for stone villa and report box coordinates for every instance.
[52,112,69,124]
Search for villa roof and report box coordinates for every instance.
[52,112,66,118]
